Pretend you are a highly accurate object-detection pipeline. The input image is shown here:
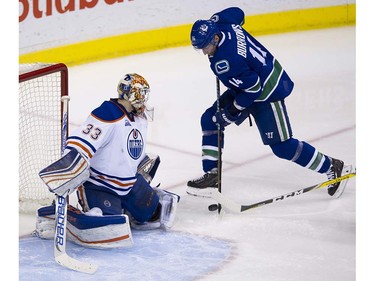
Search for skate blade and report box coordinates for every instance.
[333,165,354,199]
[186,186,217,198]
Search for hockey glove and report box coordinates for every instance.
[39,148,90,196]
[213,106,242,127]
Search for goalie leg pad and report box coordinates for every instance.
[33,205,56,239]
[130,189,180,230]
[34,204,133,249]
[155,189,180,229]
[122,174,159,223]
[67,205,133,249]
[39,148,90,196]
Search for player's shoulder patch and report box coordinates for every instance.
[91,100,125,122]
[214,60,230,75]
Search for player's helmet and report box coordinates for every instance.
[190,19,219,49]
[117,73,150,114]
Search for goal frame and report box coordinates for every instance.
[19,63,69,212]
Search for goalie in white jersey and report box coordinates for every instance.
[35,73,179,248]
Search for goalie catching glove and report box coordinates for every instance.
[39,148,90,196]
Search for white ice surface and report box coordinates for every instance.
[19,26,359,281]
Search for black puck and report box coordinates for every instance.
[208,204,219,211]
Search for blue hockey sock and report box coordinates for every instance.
[202,130,223,172]
[270,138,330,173]
[201,106,225,173]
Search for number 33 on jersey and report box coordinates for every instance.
[66,99,148,196]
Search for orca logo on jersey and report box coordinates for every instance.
[127,129,144,160]
[210,15,219,22]
[215,60,230,74]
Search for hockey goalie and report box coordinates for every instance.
[34,73,180,249]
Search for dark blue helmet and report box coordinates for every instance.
[190,20,219,49]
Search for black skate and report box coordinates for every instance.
[186,170,218,198]
[326,158,352,198]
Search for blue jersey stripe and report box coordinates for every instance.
[67,136,97,154]
[90,167,137,181]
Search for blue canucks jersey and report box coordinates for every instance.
[209,7,294,109]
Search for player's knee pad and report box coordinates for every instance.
[77,183,123,215]
[270,138,299,160]
[201,89,234,131]
[201,106,217,131]
[123,174,160,224]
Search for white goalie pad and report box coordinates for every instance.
[34,205,133,249]
[130,188,180,230]
[39,148,90,196]
[156,188,179,229]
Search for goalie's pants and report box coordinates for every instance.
[77,174,159,223]
[201,91,331,174]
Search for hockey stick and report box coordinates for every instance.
[215,77,223,214]
[54,193,97,273]
[52,96,97,273]
[210,170,356,213]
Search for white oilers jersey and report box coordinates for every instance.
[66,99,148,196]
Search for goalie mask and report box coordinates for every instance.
[117,73,152,118]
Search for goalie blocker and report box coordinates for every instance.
[39,148,90,196]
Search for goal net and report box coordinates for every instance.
[19,63,69,213]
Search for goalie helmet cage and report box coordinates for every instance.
[19,63,69,213]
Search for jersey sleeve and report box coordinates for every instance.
[226,72,262,109]
[217,53,262,109]
[211,7,245,26]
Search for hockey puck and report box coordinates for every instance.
[208,204,219,211]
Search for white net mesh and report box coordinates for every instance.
[19,63,68,213]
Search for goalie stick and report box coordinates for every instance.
[53,95,97,274]
[54,193,97,273]
[210,166,356,213]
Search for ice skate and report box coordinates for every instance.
[186,169,218,198]
[326,158,352,198]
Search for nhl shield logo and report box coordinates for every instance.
[127,129,144,160]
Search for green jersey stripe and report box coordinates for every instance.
[256,59,284,102]
[271,101,290,141]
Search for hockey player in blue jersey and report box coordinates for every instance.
[186,7,350,198]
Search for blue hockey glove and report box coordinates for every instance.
[212,106,241,127]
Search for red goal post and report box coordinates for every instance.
[19,63,70,213]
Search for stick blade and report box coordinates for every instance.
[55,253,98,274]
[333,165,355,199]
